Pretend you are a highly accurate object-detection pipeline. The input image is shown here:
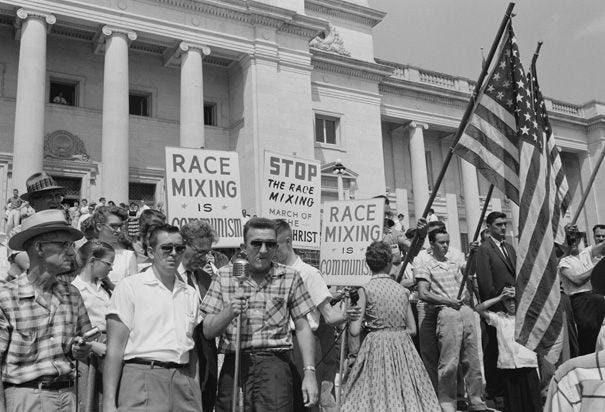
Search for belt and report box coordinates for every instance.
[4,377,74,391]
[227,349,291,362]
[124,358,187,369]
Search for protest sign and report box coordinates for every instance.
[165,147,243,248]
[320,198,384,286]
[261,151,321,249]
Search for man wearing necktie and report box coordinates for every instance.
[179,220,229,412]
[476,211,516,405]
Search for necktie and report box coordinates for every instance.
[500,241,510,262]
[186,270,195,288]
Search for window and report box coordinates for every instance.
[51,176,81,200]
[315,115,338,144]
[129,92,151,117]
[204,103,217,126]
[49,80,78,106]
[460,232,469,254]
[129,182,155,206]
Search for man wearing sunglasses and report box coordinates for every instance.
[0,210,92,411]
[202,217,318,411]
[103,224,203,412]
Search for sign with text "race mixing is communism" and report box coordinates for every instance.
[320,198,384,286]
[261,151,321,250]
[165,147,243,248]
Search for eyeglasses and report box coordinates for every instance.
[249,240,278,250]
[37,240,75,249]
[103,223,123,232]
[158,243,187,255]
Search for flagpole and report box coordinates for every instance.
[396,2,516,283]
[531,41,543,70]
[457,184,494,300]
[570,144,605,226]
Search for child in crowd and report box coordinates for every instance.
[72,240,115,412]
[475,286,541,412]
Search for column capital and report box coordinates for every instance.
[15,8,55,39]
[179,41,211,56]
[101,26,137,42]
[409,121,429,131]
[16,8,56,25]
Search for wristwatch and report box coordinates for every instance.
[303,365,316,373]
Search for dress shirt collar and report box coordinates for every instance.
[16,272,70,302]
[143,266,188,292]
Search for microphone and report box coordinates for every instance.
[232,257,249,280]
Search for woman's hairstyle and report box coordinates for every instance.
[92,205,128,227]
[365,241,393,273]
[76,240,115,268]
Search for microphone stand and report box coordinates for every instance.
[232,312,243,412]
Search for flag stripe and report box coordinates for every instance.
[464,123,520,174]
[453,145,520,202]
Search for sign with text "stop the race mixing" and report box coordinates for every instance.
[320,198,384,286]
[261,151,321,250]
[165,147,243,248]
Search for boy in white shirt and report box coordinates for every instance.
[475,287,541,412]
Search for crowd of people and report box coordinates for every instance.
[0,173,604,412]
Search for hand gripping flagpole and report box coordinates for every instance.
[396,2,516,284]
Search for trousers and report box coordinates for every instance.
[436,306,486,412]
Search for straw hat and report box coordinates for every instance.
[20,172,66,202]
[8,210,82,251]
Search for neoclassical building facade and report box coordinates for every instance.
[0,0,603,249]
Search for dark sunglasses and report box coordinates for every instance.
[158,243,187,254]
[249,240,278,250]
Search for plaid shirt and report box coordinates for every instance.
[414,248,468,303]
[0,273,92,384]
[201,262,314,354]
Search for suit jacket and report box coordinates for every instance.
[476,237,516,303]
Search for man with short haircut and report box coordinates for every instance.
[202,217,318,411]
[476,211,516,401]
[0,210,92,411]
[179,220,229,412]
[274,219,360,409]
[415,229,487,412]
[103,224,202,412]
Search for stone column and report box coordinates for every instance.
[460,159,482,236]
[179,42,211,148]
[101,26,136,203]
[12,9,55,192]
[408,122,430,221]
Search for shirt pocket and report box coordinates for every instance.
[264,296,286,327]
[11,327,38,359]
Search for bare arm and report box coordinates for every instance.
[294,317,318,407]
[202,295,244,339]
[318,298,361,327]
[417,280,461,309]
[560,266,593,286]
[349,289,366,337]
[406,302,417,336]
[103,315,130,412]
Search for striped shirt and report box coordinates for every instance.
[201,262,314,354]
[413,249,467,303]
[0,273,92,384]
[545,351,605,412]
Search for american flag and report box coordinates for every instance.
[454,22,570,357]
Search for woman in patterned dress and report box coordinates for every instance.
[342,241,440,412]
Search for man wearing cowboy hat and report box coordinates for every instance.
[0,210,93,412]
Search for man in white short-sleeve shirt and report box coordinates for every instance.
[274,219,360,410]
[103,224,202,412]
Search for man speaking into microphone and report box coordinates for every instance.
[202,217,318,411]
